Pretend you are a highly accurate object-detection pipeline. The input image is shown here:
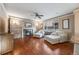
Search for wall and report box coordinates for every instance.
[44,13,74,39]
[0,17,5,33]
[10,17,44,38]
[44,17,59,27]
[0,3,8,33]
[33,20,43,32]
[72,9,79,55]
[58,14,74,35]
[73,9,79,35]
[10,16,33,38]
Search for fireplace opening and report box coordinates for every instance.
[23,29,33,37]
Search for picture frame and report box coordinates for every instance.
[62,19,69,29]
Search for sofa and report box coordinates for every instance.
[44,30,68,44]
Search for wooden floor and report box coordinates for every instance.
[4,36,74,55]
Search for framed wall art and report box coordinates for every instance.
[62,19,69,29]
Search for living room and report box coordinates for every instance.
[0,3,79,55]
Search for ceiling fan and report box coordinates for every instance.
[33,12,44,19]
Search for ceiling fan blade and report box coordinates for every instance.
[38,16,41,19]
[39,15,44,16]
[31,12,44,19]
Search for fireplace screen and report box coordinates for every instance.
[23,29,33,37]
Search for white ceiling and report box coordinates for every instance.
[4,3,79,20]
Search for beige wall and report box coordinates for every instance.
[10,17,33,38]
[0,4,8,33]
[33,20,43,32]
[0,17,5,33]
[74,9,79,35]
[44,13,74,38]
[10,17,44,38]
[44,17,59,27]
[58,14,74,35]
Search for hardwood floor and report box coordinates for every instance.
[4,36,74,55]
